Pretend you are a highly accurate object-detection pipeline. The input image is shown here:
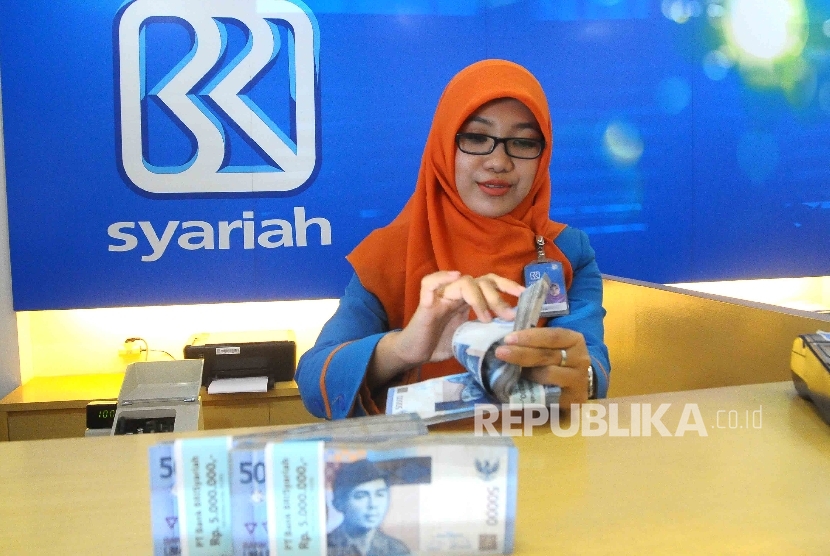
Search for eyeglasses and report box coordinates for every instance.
[455,132,545,160]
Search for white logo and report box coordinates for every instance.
[529,270,542,281]
[117,0,319,194]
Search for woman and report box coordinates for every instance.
[296,59,609,419]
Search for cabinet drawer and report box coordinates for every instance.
[8,409,86,441]
[269,398,320,426]
[202,402,270,430]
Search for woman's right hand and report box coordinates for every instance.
[367,271,525,389]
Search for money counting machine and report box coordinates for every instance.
[183,330,296,390]
[791,333,830,425]
[109,359,204,435]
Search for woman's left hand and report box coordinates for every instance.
[493,327,591,407]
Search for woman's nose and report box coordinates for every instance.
[483,142,514,172]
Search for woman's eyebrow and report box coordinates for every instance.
[467,116,494,126]
[513,122,540,131]
[466,116,540,133]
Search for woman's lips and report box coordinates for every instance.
[478,180,512,197]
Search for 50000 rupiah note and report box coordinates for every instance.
[150,414,428,556]
[264,435,518,555]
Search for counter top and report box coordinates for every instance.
[0,381,827,554]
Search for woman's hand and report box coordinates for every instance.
[367,271,524,389]
[494,327,591,407]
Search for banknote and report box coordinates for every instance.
[150,413,428,556]
[387,372,560,424]
[228,414,428,555]
[175,436,234,556]
[508,378,561,407]
[149,442,182,556]
[512,273,551,332]
[264,435,518,555]
[385,276,556,424]
[451,319,515,401]
[489,273,551,402]
[230,447,269,556]
[451,275,551,403]
[386,372,491,424]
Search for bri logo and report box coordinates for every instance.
[115,0,320,195]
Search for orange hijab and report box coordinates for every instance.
[347,59,573,381]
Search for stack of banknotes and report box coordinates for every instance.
[149,413,518,555]
[387,275,561,424]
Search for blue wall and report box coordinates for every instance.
[2,0,829,310]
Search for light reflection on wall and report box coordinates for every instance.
[603,120,644,166]
[662,0,702,24]
[724,0,808,62]
[672,275,830,312]
[702,48,733,80]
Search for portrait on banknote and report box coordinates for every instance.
[325,456,432,556]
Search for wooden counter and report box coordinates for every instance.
[0,381,827,554]
[0,373,319,441]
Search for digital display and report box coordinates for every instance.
[86,401,118,430]
[98,409,116,420]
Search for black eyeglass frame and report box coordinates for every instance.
[455,132,546,160]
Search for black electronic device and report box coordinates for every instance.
[183,331,296,389]
[114,413,176,434]
[791,333,830,425]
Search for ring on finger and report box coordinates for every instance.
[560,349,568,367]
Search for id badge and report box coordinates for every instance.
[523,261,569,317]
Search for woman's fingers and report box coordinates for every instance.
[428,272,525,322]
[438,275,492,320]
[493,327,591,405]
[476,274,524,320]
[419,271,462,307]
[496,328,588,368]
[520,365,589,405]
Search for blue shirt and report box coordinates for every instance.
[296,226,610,419]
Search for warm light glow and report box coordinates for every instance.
[16,298,340,382]
[671,276,830,313]
[723,0,808,63]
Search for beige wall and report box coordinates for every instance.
[15,300,338,381]
[8,273,830,396]
[603,275,830,397]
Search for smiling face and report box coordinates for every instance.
[340,478,390,531]
[454,98,543,218]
